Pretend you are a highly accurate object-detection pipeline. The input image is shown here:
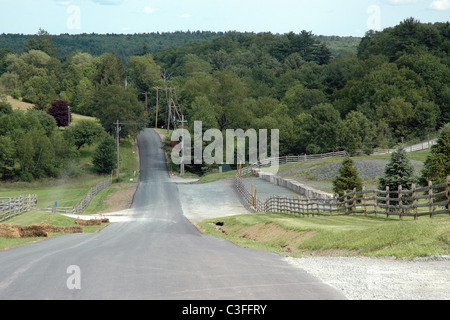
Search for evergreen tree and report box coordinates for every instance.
[92,136,116,174]
[378,147,416,194]
[332,156,363,196]
[420,123,450,185]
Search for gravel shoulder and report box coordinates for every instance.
[284,255,450,300]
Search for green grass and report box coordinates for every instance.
[0,210,108,251]
[0,138,139,209]
[197,212,450,259]
[0,137,139,250]
[195,169,238,184]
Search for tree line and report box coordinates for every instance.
[0,18,449,183]
[152,18,448,160]
[0,30,226,61]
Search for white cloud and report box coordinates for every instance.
[180,13,191,18]
[429,0,450,10]
[387,0,417,4]
[143,6,157,14]
[91,0,124,5]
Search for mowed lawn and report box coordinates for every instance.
[0,134,139,250]
[197,212,450,259]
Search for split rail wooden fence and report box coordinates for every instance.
[41,179,111,215]
[234,152,450,219]
[0,195,38,222]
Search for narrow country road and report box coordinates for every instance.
[0,128,345,300]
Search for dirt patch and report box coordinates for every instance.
[100,183,138,214]
[220,222,316,253]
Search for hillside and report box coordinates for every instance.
[0,31,225,60]
[0,31,360,61]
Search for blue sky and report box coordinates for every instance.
[0,0,449,36]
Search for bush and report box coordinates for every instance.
[11,89,21,100]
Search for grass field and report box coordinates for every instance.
[197,212,450,259]
[6,95,96,123]
[0,210,108,251]
[0,134,139,251]
[0,139,139,209]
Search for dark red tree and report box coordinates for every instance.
[48,100,70,127]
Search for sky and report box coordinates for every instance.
[0,0,449,37]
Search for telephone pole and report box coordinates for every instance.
[115,120,122,179]
[180,115,187,176]
[154,87,162,128]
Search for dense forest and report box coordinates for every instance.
[0,31,225,61]
[0,18,449,181]
[0,31,360,61]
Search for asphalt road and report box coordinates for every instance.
[0,128,345,300]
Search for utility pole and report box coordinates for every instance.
[115,120,122,179]
[166,87,175,135]
[180,115,187,177]
[154,87,162,128]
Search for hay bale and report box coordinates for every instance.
[18,225,49,238]
[35,223,52,233]
[34,223,83,234]
[56,226,83,233]
[75,218,101,226]
[0,223,21,238]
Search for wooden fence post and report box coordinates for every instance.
[428,180,433,218]
[385,186,390,218]
[446,176,450,216]
[412,183,417,220]
[362,187,366,216]
[344,191,348,215]
[374,190,378,217]
[398,184,403,220]
[254,186,257,211]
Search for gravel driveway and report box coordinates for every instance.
[285,256,450,300]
